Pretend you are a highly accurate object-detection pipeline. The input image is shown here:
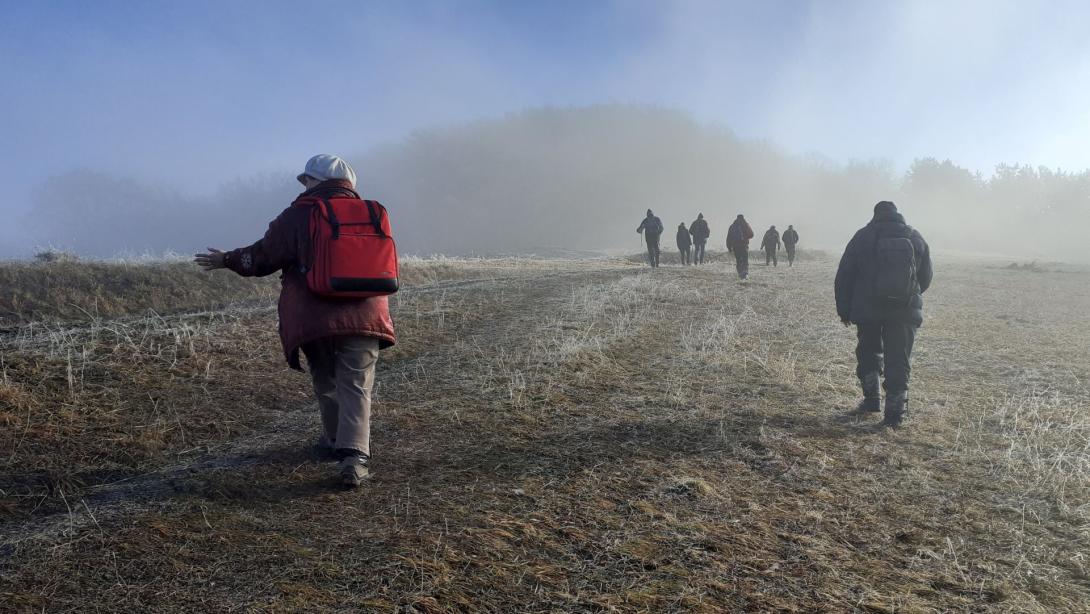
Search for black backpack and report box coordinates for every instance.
[727,222,743,245]
[872,227,918,307]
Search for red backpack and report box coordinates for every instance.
[303,197,399,298]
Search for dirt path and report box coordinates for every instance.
[2,257,1088,612]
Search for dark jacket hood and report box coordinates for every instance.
[870,210,906,225]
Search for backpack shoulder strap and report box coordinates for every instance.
[364,200,387,238]
[320,198,340,240]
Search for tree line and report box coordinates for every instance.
[22,105,1090,262]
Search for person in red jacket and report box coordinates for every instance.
[194,154,395,487]
[726,214,755,279]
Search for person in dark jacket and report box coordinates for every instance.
[726,214,754,279]
[782,225,799,266]
[676,223,692,265]
[636,209,664,268]
[761,225,781,266]
[194,154,394,487]
[835,201,932,427]
[689,213,710,265]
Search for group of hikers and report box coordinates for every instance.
[637,210,801,278]
[195,154,932,487]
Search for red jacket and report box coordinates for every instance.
[727,218,754,249]
[225,179,396,369]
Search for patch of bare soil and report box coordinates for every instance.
[1,255,1088,612]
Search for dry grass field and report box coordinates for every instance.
[1,251,1088,612]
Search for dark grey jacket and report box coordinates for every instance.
[834,211,932,325]
[689,218,710,242]
[637,215,664,240]
[676,226,692,248]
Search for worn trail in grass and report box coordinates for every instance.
[2,256,1088,612]
[0,265,622,538]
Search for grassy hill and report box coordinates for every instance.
[0,259,279,325]
[1,254,1088,611]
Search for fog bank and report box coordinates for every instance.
[16,106,1090,262]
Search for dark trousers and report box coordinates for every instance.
[646,239,660,268]
[855,321,917,394]
[764,247,777,266]
[679,246,691,265]
[732,247,749,279]
[693,241,706,264]
[786,245,796,265]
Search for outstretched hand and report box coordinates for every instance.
[194,247,226,271]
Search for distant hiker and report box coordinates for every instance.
[782,225,799,266]
[726,214,754,279]
[835,201,932,428]
[761,225,781,267]
[636,209,664,268]
[689,213,710,265]
[676,222,692,265]
[194,154,397,486]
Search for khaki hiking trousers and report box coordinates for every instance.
[300,336,380,457]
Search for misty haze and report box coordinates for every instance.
[12,105,1090,262]
[2,2,1089,612]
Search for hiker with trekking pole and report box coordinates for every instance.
[194,154,398,487]
[636,209,664,268]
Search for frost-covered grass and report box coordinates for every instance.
[2,254,1090,611]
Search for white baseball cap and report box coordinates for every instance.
[297,154,357,188]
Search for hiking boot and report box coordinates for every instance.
[856,396,881,413]
[337,452,370,487]
[856,372,881,413]
[882,391,908,428]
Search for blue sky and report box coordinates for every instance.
[2,0,1089,235]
